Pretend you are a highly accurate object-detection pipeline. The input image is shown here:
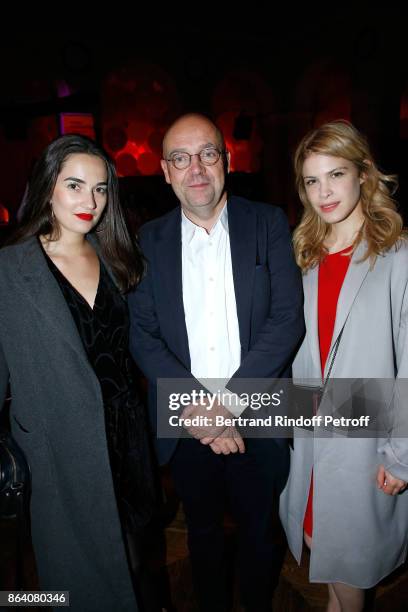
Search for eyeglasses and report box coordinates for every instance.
[165,147,225,170]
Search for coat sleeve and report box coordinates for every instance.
[128,225,194,383]
[378,249,408,481]
[227,207,305,393]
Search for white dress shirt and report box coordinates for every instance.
[182,203,246,415]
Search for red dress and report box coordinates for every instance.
[303,247,351,537]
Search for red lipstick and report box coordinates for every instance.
[320,202,340,213]
[75,213,93,221]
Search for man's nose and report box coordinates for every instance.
[189,153,205,173]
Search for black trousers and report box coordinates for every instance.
[169,436,289,612]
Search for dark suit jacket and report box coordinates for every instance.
[128,196,305,464]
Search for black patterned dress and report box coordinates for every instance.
[41,246,155,536]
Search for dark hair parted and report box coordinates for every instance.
[10,134,144,292]
[293,120,404,271]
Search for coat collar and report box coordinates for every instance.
[303,240,371,378]
[16,234,121,366]
[15,236,90,364]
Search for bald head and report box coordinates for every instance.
[162,113,225,158]
[160,113,229,228]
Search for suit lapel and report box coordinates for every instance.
[155,208,191,368]
[154,198,257,365]
[228,197,257,351]
[303,266,321,376]
[17,237,92,365]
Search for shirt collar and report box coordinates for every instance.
[181,201,229,244]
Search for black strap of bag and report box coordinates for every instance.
[323,327,344,387]
[292,326,345,424]
[319,325,344,397]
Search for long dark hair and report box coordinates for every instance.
[10,134,144,292]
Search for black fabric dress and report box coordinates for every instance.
[42,249,156,538]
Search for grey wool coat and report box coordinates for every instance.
[0,237,138,611]
[280,240,408,588]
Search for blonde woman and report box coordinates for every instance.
[280,121,408,612]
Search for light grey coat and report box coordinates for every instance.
[0,237,138,611]
[279,240,408,588]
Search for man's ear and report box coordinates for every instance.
[160,159,171,184]
[225,150,231,174]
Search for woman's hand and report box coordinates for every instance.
[376,464,407,495]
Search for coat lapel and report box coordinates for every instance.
[304,241,371,379]
[303,265,321,376]
[17,237,92,365]
[228,196,257,351]
[324,241,371,377]
[155,208,191,368]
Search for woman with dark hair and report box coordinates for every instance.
[280,121,408,611]
[0,134,158,611]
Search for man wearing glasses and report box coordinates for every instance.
[128,113,304,612]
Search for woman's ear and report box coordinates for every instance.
[359,159,371,184]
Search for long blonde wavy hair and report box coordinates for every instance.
[292,120,403,271]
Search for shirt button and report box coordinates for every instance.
[209,241,213,246]
[209,277,214,282]
[209,346,215,351]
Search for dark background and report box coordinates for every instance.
[0,12,406,237]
